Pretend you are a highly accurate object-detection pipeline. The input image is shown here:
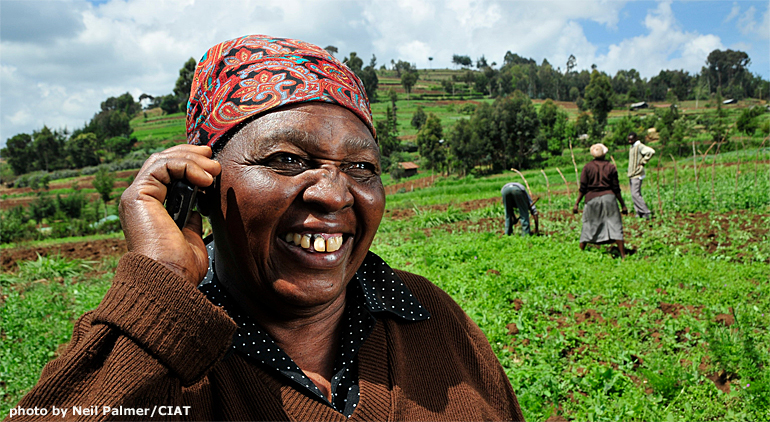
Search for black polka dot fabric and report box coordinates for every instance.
[198,242,429,417]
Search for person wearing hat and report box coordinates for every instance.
[627,131,655,220]
[573,143,628,258]
[11,36,524,421]
[501,182,539,236]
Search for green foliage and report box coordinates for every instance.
[173,57,197,104]
[66,133,102,168]
[606,115,643,147]
[92,166,115,218]
[1,133,36,175]
[539,100,572,155]
[584,70,614,129]
[401,71,419,100]
[416,113,444,170]
[159,94,180,114]
[411,105,427,130]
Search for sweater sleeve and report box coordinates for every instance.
[8,253,237,421]
[639,143,655,165]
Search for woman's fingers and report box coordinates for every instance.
[119,145,220,286]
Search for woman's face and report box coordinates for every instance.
[210,103,384,315]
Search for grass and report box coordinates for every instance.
[1,256,115,416]
[1,159,769,420]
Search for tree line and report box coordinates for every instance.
[443,49,768,106]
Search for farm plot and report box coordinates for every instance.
[1,157,769,421]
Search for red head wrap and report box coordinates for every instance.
[186,35,374,151]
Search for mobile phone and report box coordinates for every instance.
[165,180,198,230]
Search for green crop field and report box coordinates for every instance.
[2,71,770,420]
[3,150,769,420]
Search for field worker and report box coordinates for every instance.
[573,143,628,258]
[627,131,655,220]
[11,35,525,422]
[501,182,539,236]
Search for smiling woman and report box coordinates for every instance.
[10,36,525,421]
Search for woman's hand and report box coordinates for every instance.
[621,206,628,215]
[119,145,221,286]
[572,204,579,214]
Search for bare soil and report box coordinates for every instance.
[2,238,127,272]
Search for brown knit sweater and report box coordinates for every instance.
[10,253,525,421]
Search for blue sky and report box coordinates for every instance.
[1,0,768,147]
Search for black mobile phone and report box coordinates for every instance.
[165,180,198,230]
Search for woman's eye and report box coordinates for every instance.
[266,154,308,174]
[343,162,378,178]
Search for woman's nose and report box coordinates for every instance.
[302,165,354,212]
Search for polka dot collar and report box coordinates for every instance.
[198,241,429,416]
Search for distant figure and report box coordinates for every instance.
[627,132,655,219]
[501,182,539,236]
[574,143,628,258]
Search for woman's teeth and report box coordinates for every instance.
[284,233,343,253]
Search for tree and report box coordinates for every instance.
[101,92,141,116]
[104,136,135,159]
[92,166,115,218]
[583,70,614,130]
[376,105,400,163]
[493,92,540,170]
[343,52,364,73]
[324,45,338,56]
[706,49,750,94]
[416,113,444,170]
[476,55,488,69]
[538,99,570,155]
[452,54,472,69]
[411,106,427,130]
[66,133,102,168]
[174,58,198,105]
[1,133,36,175]
[447,118,477,176]
[401,71,419,100]
[33,126,66,172]
[346,52,378,102]
[566,54,577,74]
[160,94,180,115]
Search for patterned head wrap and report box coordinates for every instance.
[186,35,374,152]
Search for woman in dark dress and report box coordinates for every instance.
[573,143,629,258]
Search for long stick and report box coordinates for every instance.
[511,168,533,198]
[610,155,618,169]
[692,140,699,194]
[569,140,579,190]
[756,137,768,188]
[711,142,721,205]
[656,154,663,217]
[555,167,571,200]
[669,154,678,204]
[540,169,552,206]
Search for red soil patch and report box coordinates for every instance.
[2,238,127,272]
[575,309,604,324]
[714,313,735,326]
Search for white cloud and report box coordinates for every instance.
[0,0,767,147]
[724,2,740,23]
[594,1,724,77]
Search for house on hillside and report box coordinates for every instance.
[398,162,419,178]
[630,102,649,110]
